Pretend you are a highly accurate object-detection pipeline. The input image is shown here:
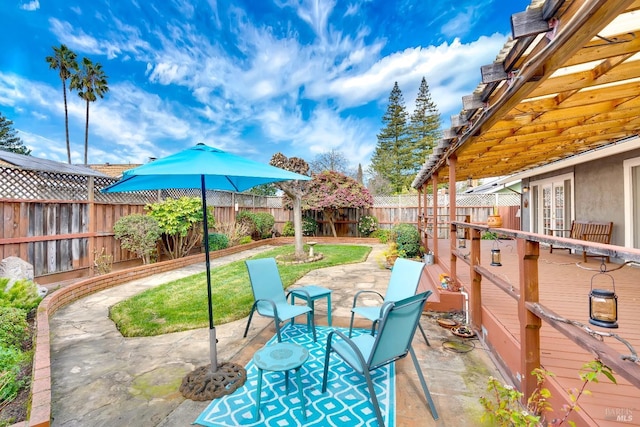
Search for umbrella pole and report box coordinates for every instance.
[201,176,218,373]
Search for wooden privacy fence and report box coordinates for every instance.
[0,166,520,279]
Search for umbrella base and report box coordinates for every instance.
[179,362,246,401]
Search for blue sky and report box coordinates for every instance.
[1,0,530,170]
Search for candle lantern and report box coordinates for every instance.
[490,238,502,266]
[589,272,618,328]
[457,226,466,248]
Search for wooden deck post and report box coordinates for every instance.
[518,238,541,401]
[469,228,482,329]
[449,155,457,284]
[417,187,423,245]
[431,175,438,261]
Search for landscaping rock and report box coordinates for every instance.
[0,256,47,296]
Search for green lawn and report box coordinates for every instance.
[109,244,371,337]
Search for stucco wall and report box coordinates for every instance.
[527,147,640,247]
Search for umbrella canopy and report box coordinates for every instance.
[102,143,310,379]
[102,143,310,193]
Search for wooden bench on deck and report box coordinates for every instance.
[549,220,613,262]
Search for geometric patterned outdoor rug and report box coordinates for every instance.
[194,323,395,427]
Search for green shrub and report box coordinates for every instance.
[0,279,42,311]
[0,345,27,403]
[482,231,498,240]
[253,212,275,239]
[302,216,318,236]
[238,236,253,244]
[371,229,391,244]
[113,214,162,264]
[206,233,229,251]
[391,223,420,258]
[357,215,378,236]
[282,221,295,237]
[236,211,275,239]
[0,307,28,349]
[146,197,213,259]
[235,211,255,234]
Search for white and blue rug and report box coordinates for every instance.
[194,324,395,427]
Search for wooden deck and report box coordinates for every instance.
[429,237,640,426]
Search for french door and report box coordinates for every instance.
[531,174,573,236]
[623,157,640,248]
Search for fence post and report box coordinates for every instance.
[88,176,96,276]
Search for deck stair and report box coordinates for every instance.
[419,261,464,312]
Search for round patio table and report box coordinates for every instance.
[253,342,309,422]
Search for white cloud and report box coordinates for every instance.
[308,33,508,119]
[48,17,151,60]
[20,1,39,11]
[48,18,102,54]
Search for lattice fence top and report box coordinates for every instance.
[0,166,284,207]
[1,166,517,208]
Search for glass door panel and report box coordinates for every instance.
[541,181,567,236]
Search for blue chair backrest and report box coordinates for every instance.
[245,258,288,308]
[384,258,426,303]
[368,291,431,369]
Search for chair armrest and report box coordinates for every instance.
[253,298,279,320]
[377,300,394,320]
[286,288,310,303]
[327,329,368,367]
[352,290,384,308]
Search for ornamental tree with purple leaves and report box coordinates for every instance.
[302,170,374,238]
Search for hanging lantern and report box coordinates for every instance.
[589,272,618,328]
[490,238,502,266]
[457,226,466,248]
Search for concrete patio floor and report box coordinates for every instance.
[49,244,505,426]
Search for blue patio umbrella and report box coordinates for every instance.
[102,143,310,380]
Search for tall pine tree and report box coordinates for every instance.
[0,113,31,155]
[409,77,441,173]
[371,82,411,194]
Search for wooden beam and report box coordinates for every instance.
[463,93,484,111]
[504,36,536,71]
[511,7,551,39]
[443,128,458,140]
[451,115,469,129]
[542,0,567,20]
[481,62,508,84]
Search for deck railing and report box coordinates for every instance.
[452,222,640,424]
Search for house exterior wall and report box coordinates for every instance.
[526,148,640,248]
[575,154,624,245]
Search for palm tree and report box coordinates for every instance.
[71,57,109,165]
[46,44,78,164]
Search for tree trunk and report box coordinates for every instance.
[62,80,71,164]
[84,100,90,165]
[292,195,305,259]
[327,209,337,238]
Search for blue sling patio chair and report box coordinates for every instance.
[322,291,439,427]
[244,258,317,343]
[348,257,431,346]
